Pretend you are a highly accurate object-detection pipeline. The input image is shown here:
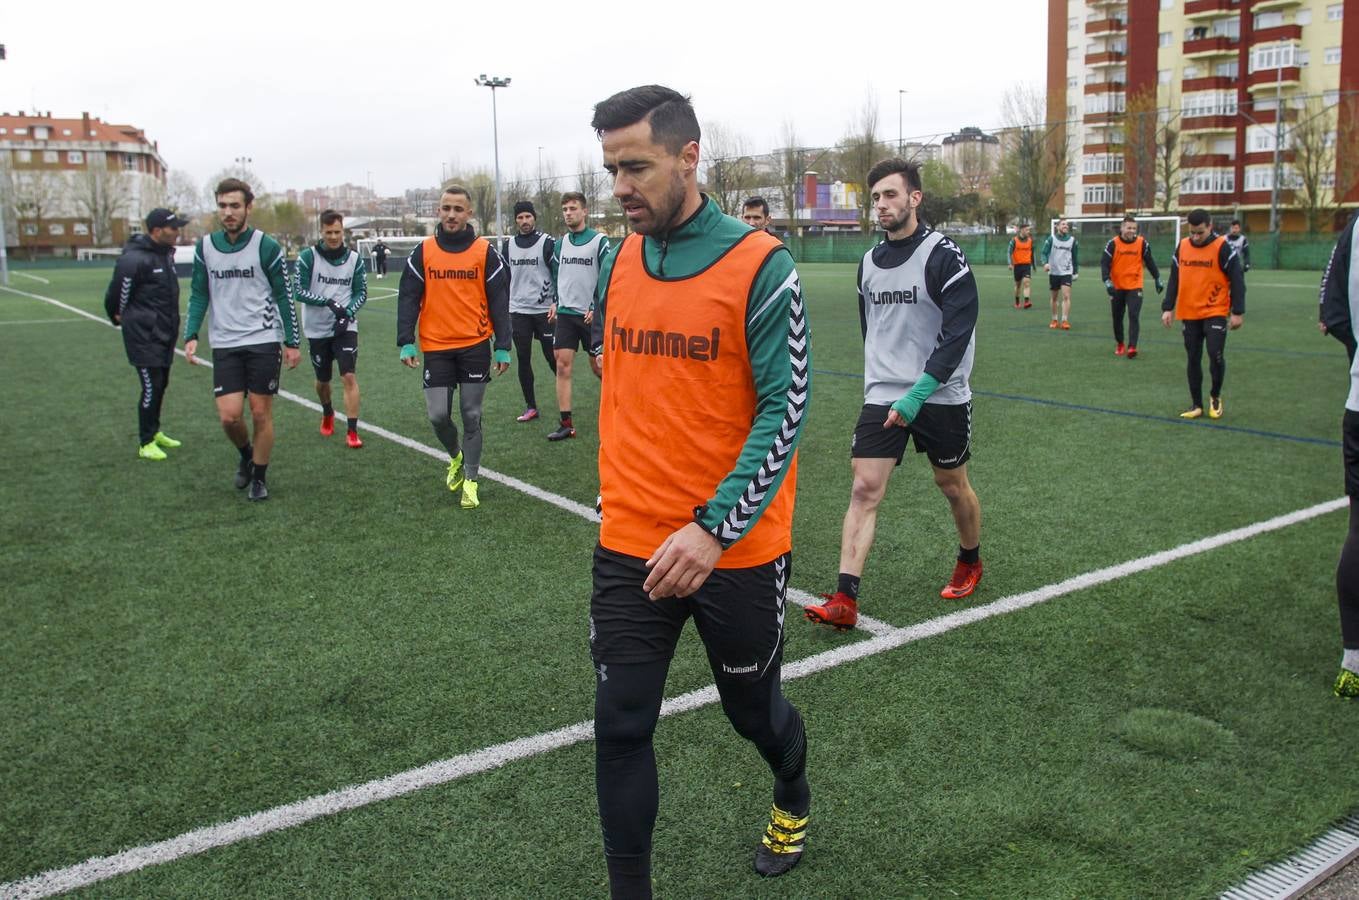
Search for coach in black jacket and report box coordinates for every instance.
[103,208,189,459]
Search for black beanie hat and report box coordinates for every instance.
[513,200,536,217]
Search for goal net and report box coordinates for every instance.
[1053,216,1181,269]
[356,236,425,275]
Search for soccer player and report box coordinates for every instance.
[294,209,368,448]
[1100,215,1163,358]
[396,185,510,509]
[1319,208,1359,698]
[1042,218,1079,329]
[1007,222,1033,309]
[546,191,609,441]
[588,85,812,893]
[183,178,301,502]
[504,199,556,423]
[1225,220,1251,274]
[372,239,390,279]
[104,207,189,460]
[1161,208,1245,419]
[742,196,775,235]
[805,157,982,632]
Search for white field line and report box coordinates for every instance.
[13,271,51,284]
[0,283,1348,897]
[0,318,91,326]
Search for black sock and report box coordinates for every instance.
[561,410,572,425]
[322,403,334,416]
[958,544,980,564]
[238,443,252,463]
[253,463,268,483]
[837,573,860,600]
[348,417,359,434]
[604,855,651,900]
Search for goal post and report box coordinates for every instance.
[356,236,425,274]
[1052,216,1181,270]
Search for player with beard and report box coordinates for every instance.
[546,192,609,441]
[587,84,812,895]
[805,157,983,632]
[504,200,556,423]
[1100,215,1162,358]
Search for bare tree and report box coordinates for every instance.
[12,170,64,258]
[73,158,127,246]
[775,121,807,238]
[1291,99,1340,232]
[575,154,608,211]
[702,121,759,215]
[1154,99,1185,215]
[993,85,1072,229]
[0,156,16,248]
[1336,96,1359,215]
[1121,87,1159,212]
[836,89,884,232]
[953,140,994,196]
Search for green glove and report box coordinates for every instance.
[890,373,941,424]
[400,343,417,360]
[493,348,511,365]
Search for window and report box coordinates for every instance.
[1067,105,1079,119]
[72,222,90,236]
[1182,91,1238,117]
[33,126,48,139]
[1183,169,1236,194]
[67,151,83,164]
[1249,42,1299,72]
[1161,0,1173,8]
[1158,69,1172,84]
[1069,45,1078,59]
[1211,138,1236,154]
[42,150,58,163]
[1247,124,1287,151]
[1069,16,1078,30]
[1159,31,1173,47]
[13,127,26,135]
[1082,184,1126,205]
[1214,60,1239,78]
[1325,47,1342,65]
[1327,4,1343,21]
[61,128,72,136]
[1084,92,1127,115]
[1324,90,1340,107]
[1068,76,1079,88]
[1254,12,1283,28]
[1244,166,1280,191]
[1295,9,1311,25]
[1212,18,1240,39]
[1299,49,1310,66]
[1083,154,1125,175]
[15,150,31,163]
[0,128,6,134]
[1184,65,1200,79]
[123,155,137,171]
[48,223,65,236]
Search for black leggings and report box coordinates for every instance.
[1340,499,1359,650]
[1110,289,1144,347]
[511,313,556,409]
[136,365,170,445]
[594,655,807,898]
[1181,317,1227,408]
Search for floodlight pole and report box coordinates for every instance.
[1268,64,1283,236]
[898,90,906,156]
[1,47,8,286]
[475,74,511,240]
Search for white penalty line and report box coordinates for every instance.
[12,271,51,284]
[2,496,1345,899]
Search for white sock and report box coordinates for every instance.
[1343,648,1359,672]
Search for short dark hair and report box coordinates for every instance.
[441,184,471,203]
[743,196,769,216]
[590,84,700,154]
[561,191,587,207]
[319,209,343,227]
[1122,214,1137,224]
[215,178,254,205]
[1186,208,1212,227]
[1230,218,1241,226]
[866,158,922,194]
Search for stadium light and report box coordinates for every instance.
[898,90,907,157]
[474,74,512,240]
[0,46,7,287]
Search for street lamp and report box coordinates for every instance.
[898,90,907,156]
[474,74,511,239]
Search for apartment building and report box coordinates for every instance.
[1047,0,1359,230]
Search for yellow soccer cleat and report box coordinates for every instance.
[137,441,168,461]
[446,452,465,493]
[152,431,181,448]
[460,479,480,509]
[754,804,809,877]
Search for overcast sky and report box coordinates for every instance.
[2,1,1048,198]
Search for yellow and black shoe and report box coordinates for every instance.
[1335,668,1359,699]
[1208,396,1224,419]
[754,804,808,877]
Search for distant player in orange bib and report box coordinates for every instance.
[1100,215,1162,358]
[396,185,511,508]
[587,84,812,894]
[1161,208,1245,419]
[1007,223,1034,308]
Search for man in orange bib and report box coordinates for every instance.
[587,85,812,895]
[396,185,511,507]
[1100,215,1162,358]
[1161,209,1245,419]
[1007,223,1034,308]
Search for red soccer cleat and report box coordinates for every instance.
[1023,301,1032,309]
[940,560,983,600]
[804,592,858,631]
[320,413,334,437]
[1126,346,1138,359]
[1114,342,1125,356]
[346,431,363,449]
[1060,320,1071,330]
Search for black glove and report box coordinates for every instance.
[1104,279,1115,298]
[1154,279,1164,295]
[325,298,348,320]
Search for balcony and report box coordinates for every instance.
[1184,36,1240,58]
[1251,0,1301,10]
[1185,0,1237,18]
[1243,150,1295,165]
[1083,142,1123,154]
[1182,153,1236,167]
[1182,114,1239,133]
[1084,81,1125,94]
[1086,17,1127,36]
[1246,66,1301,91]
[1179,191,1238,205]
[1251,24,1303,44]
[1082,173,1123,184]
[1084,111,1123,125]
[1086,50,1126,67]
[1183,75,1238,91]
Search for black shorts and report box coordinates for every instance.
[512,311,553,343]
[553,313,592,352]
[308,330,359,382]
[590,544,789,678]
[851,401,972,469]
[423,343,491,389]
[1049,274,1073,290]
[1342,410,1359,497]
[1012,264,1032,283]
[212,343,282,397]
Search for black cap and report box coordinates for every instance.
[513,200,536,217]
[146,208,190,229]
